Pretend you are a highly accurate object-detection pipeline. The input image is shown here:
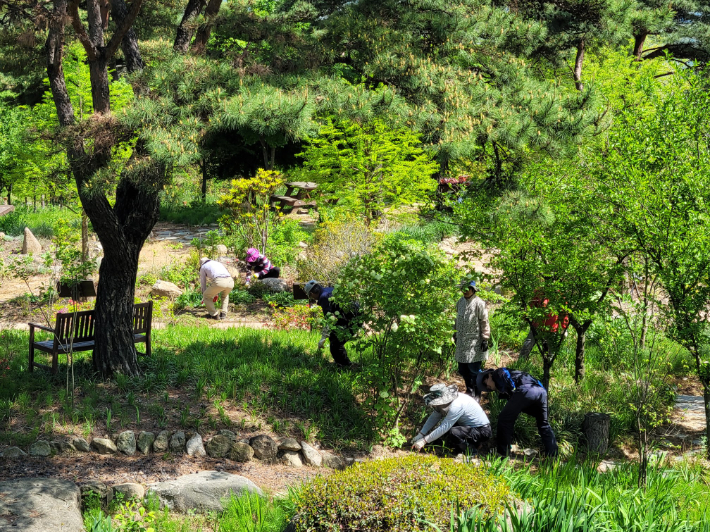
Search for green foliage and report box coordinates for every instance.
[335,237,458,442]
[0,206,81,238]
[297,215,376,285]
[159,202,222,226]
[218,491,287,532]
[267,218,311,266]
[262,291,295,308]
[173,289,203,311]
[291,455,510,532]
[229,287,257,306]
[299,117,438,225]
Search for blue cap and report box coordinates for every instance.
[459,279,477,290]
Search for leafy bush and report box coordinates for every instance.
[173,289,202,310]
[270,302,320,330]
[389,221,456,244]
[229,287,256,305]
[267,218,312,266]
[335,236,458,444]
[297,215,376,285]
[158,262,196,290]
[291,455,510,532]
[263,291,295,308]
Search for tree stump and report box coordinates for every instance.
[582,412,610,455]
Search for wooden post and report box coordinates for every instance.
[582,412,611,455]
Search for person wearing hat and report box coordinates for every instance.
[245,248,280,286]
[412,384,492,454]
[199,257,235,320]
[477,368,558,458]
[303,280,361,368]
[454,279,491,399]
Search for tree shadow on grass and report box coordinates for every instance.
[144,327,374,448]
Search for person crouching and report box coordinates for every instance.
[412,384,492,455]
[199,257,235,320]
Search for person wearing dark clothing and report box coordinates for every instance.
[477,368,558,458]
[304,280,361,367]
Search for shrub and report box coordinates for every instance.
[291,455,510,532]
[229,287,256,306]
[263,291,295,308]
[297,215,376,285]
[270,302,320,330]
[159,202,222,226]
[173,289,202,310]
[268,218,312,266]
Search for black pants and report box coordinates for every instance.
[445,424,492,453]
[329,330,352,367]
[458,361,483,397]
[497,385,558,457]
[260,267,280,279]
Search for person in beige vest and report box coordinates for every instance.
[454,280,490,399]
[199,257,235,320]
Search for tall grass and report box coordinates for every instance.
[159,202,222,226]
[0,205,81,238]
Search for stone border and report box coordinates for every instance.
[0,431,349,470]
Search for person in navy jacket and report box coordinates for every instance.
[477,368,558,457]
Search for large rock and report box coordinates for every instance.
[299,441,322,467]
[216,244,229,255]
[206,435,232,458]
[153,431,170,453]
[228,442,254,462]
[170,431,186,453]
[250,435,278,462]
[217,429,238,442]
[259,278,288,293]
[113,483,145,501]
[28,440,52,457]
[137,431,155,455]
[91,438,117,455]
[147,471,262,513]
[116,431,136,456]
[321,451,345,470]
[281,451,303,468]
[279,438,301,452]
[21,227,42,255]
[0,478,83,531]
[151,280,183,299]
[186,434,206,457]
[1,446,27,459]
[51,439,76,454]
[70,436,90,452]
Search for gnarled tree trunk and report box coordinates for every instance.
[111,0,145,73]
[191,0,222,54]
[174,0,207,53]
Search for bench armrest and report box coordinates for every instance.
[29,322,55,333]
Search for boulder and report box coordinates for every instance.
[153,431,170,453]
[279,438,301,452]
[116,431,136,456]
[151,280,183,299]
[321,452,345,470]
[81,481,113,506]
[250,435,278,462]
[113,483,145,500]
[299,441,322,467]
[28,440,52,457]
[0,232,5,240]
[91,438,117,455]
[186,434,206,457]
[1,446,27,459]
[217,429,238,442]
[206,435,232,458]
[170,431,186,453]
[228,442,254,462]
[147,471,262,513]
[50,439,76,454]
[259,278,288,293]
[216,244,229,255]
[281,451,303,468]
[0,478,83,532]
[137,431,155,455]
[21,227,42,255]
[70,436,91,452]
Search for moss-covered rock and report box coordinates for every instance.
[291,455,510,531]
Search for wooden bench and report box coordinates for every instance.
[269,195,317,209]
[29,301,153,374]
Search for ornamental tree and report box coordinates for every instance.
[334,237,458,445]
[298,118,438,225]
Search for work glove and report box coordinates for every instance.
[412,439,426,451]
[411,432,424,444]
[480,339,488,352]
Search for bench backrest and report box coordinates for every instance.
[54,301,153,342]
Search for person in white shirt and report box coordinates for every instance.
[412,383,492,455]
[199,257,235,320]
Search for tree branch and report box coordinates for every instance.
[105,0,143,58]
[68,0,99,60]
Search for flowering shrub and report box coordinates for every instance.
[270,302,320,330]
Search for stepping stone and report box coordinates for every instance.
[0,478,83,531]
[148,471,262,513]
